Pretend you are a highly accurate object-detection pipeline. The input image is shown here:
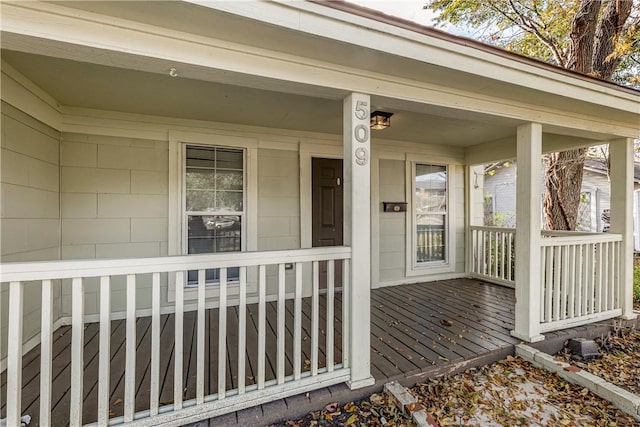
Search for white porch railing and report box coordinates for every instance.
[1,246,351,427]
[539,232,623,332]
[469,226,516,287]
[469,226,624,334]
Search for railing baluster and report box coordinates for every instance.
[124,274,136,422]
[150,272,161,416]
[561,246,568,320]
[576,245,583,317]
[311,260,319,376]
[602,243,609,311]
[218,268,227,398]
[500,232,506,280]
[553,247,561,322]
[587,243,594,314]
[616,242,622,308]
[474,230,480,274]
[608,242,615,310]
[507,233,515,282]
[70,277,84,427]
[294,262,302,380]
[539,247,546,323]
[567,245,576,319]
[174,271,184,409]
[595,243,603,313]
[97,276,111,426]
[277,263,285,384]
[479,231,487,275]
[196,269,205,404]
[40,280,54,427]
[7,281,24,427]
[238,266,247,394]
[545,246,553,323]
[326,260,335,372]
[342,259,350,368]
[258,265,266,389]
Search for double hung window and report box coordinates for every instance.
[414,164,447,264]
[184,145,244,284]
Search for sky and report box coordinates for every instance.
[347,0,438,26]
[346,0,470,35]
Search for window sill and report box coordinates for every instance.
[405,262,455,277]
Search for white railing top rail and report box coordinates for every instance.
[540,233,622,246]
[469,225,515,233]
[0,246,352,282]
[541,230,605,237]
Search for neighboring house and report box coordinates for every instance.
[483,159,640,249]
[1,2,638,426]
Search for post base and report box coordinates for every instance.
[510,329,545,343]
[347,376,375,390]
[618,313,638,320]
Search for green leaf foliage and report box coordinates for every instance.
[425,0,640,87]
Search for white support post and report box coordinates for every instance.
[343,93,375,388]
[609,137,637,320]
[511,123,545,342]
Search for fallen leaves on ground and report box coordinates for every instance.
[271,355,637,427]
[557,328,640,395]
[268,393,414,427]
[412,355,636,426]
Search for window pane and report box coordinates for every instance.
[415,164,447,213]
[187,215,242,253]
[416,214,445,262]
[216,148,243,170]
[186,168,216,190]
[186,190,216,212]
[216,191,243,212]
[187,215,241,284]
[186,147,216,168]
[216,170,243,191]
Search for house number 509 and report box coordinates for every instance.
[353,100,369,165]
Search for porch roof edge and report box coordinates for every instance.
[311,0,640,98]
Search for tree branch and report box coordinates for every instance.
[487,0,567,66]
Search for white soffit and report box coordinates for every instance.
[2,50,519,146]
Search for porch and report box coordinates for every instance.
[1,278,521,426]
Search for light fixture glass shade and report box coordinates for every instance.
[370,111,393,130]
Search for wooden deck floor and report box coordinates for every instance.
[2,279,530,426]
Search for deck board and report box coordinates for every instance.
[2,279,547,425]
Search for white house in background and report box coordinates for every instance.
[482,159,640,249]
[1,1,639,426]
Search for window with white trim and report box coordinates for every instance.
[414,164,447,265]
[184,145,245,284]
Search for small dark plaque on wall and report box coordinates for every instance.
[383,202,407,212]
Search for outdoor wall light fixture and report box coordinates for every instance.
[370,111,393,130]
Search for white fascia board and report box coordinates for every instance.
[1,1,638,138]
[190,0,640,112]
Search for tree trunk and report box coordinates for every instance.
[543,149,586,230]
[567,0,600,73]
[592,0,633,79]
[543,0,631,231]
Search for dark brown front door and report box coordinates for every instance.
[312,158,343,288]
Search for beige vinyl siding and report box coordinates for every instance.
[452,164,466,274]
[257,148,300,295]
[59,133,168,315]
[1,102,62,357]
[378,159,406,282]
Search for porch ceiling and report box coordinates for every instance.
[2,50,520,146]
